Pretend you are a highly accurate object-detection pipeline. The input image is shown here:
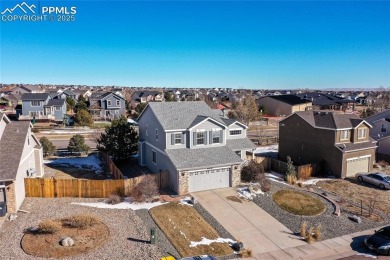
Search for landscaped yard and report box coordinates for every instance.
[150,202,234,258]
[273,190,325,216]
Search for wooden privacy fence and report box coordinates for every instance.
[25,171,169,198]
[100,152,124,179]
[246,154,316,179]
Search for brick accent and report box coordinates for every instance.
[231,165,241,187]
[5,181,16,213]
[178,171,189,195]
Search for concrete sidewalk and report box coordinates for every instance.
[192,188,306,255]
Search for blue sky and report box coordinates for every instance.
[1,1,389,89]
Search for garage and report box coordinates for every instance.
[346,156,370,177]
[188,168,230,192]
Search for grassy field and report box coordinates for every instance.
[150,202,233,258]
[273,190,326,216]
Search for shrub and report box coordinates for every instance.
[306,226,315,243]
[62,214,100,229]
[260,178,271,192]
[286,174,297,185]
[130,175,159,202]
[241,161,265,183]
[239,248,252,258]
[106,194,121,205]
[313,224,322,240]
[37,220,62,234]
[300,221,307,238]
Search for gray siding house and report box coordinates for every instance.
[137,101,256,195]
[0,113,44,214]
[19,93,66,121]
[88,92,126,120]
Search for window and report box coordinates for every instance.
[340,130,348,140]
[30,111,39,117]
[115,110,119,114]
[107,100,112,106]
[358,128,367,139]
[235,150,241,157]
[196,132,205,145]
[116,100,120,106]
[152,150,156,164]
[212,131,220,144]
[174,133,182,144]
[31,101,40,106]
[55,106,61,111]
[155,129,158,141]
[229,130,242,135]
[145,124,148,136]
[381,124,387,133]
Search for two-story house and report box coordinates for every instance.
[256,95,312,116]
[0,113,44,214]
[137,101,256,194]
[279,111,377,178]
[88,92,126,120]
[19,93,66,122]
[130,91,163,109]
[365,109,390,162]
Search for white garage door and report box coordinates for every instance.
[189,168,230,192]
[346,156,370,177]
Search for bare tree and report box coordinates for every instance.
[231,96,260,125]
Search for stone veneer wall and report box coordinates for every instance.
[5,181,16,213]
[178,171,189,195]
[231,165,241,187]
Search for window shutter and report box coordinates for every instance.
[193,132,196,146]
[204,132,207,144]
[171,134,175,145]
[209,131,213,144]
[220,130,224,143]
[181,133,185,144]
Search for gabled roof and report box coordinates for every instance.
[63,90,76,96]
[262,95,312,105]
[0,121,31,181]
[288,111,371,130]
[226,138,257,150]
[143,101,227,130]
[45,99,65,106]
[21,93,50,101]
[165,146,242,170]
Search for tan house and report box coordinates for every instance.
[279,111,377,178]
[365,109,390,162]
[257,95,312,116]
[0,113,44,214]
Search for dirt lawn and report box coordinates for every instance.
[150,202,234,257]
[44,165,103,179]
[316,179,390,215]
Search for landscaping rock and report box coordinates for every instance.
[349,215,362,223]
[8,213,17,221]
[29,226,39,232]
[60,237,74,247]
[231,242,243,252]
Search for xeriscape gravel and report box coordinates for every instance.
[0,198,165,260]
[253,181,390,241]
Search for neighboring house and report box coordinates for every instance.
[0,113,44,214]
[52,90,78,101]
[257,95,312,116]
[137,101,256,194]
[297,93,354,111]
[279,111,377,178]
[19,93,66,121]
[88,92,126,120]
[130,91,163,109]
[11,85,44,94]
[365,109,390,161]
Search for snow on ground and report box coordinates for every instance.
[44,154,103,172]
[40,129,95,134]
[237,186,263,200]
[71,200,166,210]
[302,178,333,185]
[253,144,278,154]
[266,172,290,186]
[356,253,377,259]
[189,237,236,247]
[179,197,193,206]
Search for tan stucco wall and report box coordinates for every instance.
[258,97,311,116]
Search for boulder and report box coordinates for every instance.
[231,242,244,252]
[349,215,362,223]
[60,237,75,247]
[8,213,18,221]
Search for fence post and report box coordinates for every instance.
[78,180,82,198]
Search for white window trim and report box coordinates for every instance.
[155,129,158,141]
[55,106,61,111]
[196,131,205,145]
[340,130,349,141]
[229,129,242,136]
[107,100,112,106]
[31,101,40,107]
[212,130,221,144]
[358,128,367,139]
[174,133,182,145]
[116,100,120,106]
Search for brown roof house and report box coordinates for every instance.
[279,111,377,178]
[257,95,312,117]
[0,113,44,215]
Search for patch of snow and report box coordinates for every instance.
[40,129,95,134]
[302,178,331,185]
[254,144,278,154]
[265,172,290,186]
[71,201,166,210]
[180,230,187,239]
[44,154,103,173]
[189,237,236,247]
[356,253,377,259]
[237,186,263,200]
[179,196,193,206]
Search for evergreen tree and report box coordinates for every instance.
[39,136,56,157]
[74,109,93,126]
[68,134,89,154]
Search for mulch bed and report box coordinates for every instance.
[21,222,109,258]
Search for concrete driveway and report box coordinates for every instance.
[191,188,306,256]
